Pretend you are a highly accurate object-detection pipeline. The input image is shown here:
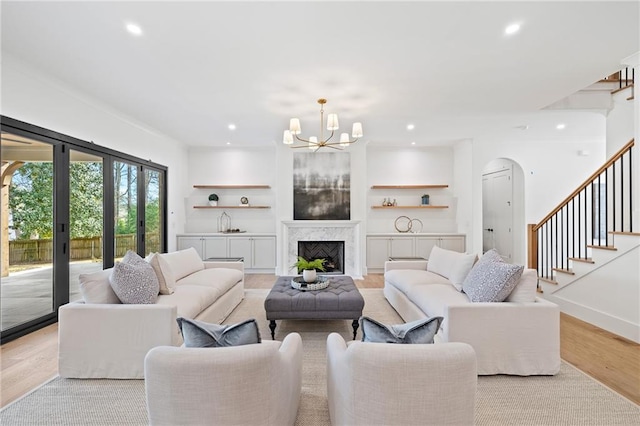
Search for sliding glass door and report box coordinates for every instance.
[1,117,167,342]
[69,149,104,303]
[1,134,55,331]
[114,161,138,260]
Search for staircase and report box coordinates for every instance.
[527,138,638,342]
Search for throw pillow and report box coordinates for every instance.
[462,249,524,302]
[109,250,160,304]
[79,268,121,304]
[176,317,261,348]
[360,316,443,344]
[505,268,538,302]
[146,252,174,295]
[427,246,477,291]
[156,247,204,290]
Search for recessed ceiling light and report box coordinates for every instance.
[226,142,231,145]
[125,23,143,36]
[407,124,415,131]
[411,141,416,145]
[556,123,566,130]
[228,124,236,131]
[505,23,520,35]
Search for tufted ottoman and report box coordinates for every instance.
[264,276,365,340]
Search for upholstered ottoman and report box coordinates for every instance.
[264,276,365,339]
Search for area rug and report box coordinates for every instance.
[2,289,639,425]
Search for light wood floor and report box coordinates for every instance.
[1,274,638,408]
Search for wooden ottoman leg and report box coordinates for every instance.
[352,320,359,340]
[269,320,277,340]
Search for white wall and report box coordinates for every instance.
[366,146,458,234]
[468,136,607,264]
[185,147,277,233]
[1,54,189,250]
[606,89,635,157]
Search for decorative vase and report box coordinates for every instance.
[302,269,317,283]
[421,195,430,205]
[209,200,218,206]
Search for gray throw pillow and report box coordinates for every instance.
[462,249,524,302]
[360,316,443,344]
[109,250,159,304]
[177,317,262,348]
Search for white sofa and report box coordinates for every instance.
[327,333,477,426]
[58,248,245,379]
[145,333,303,426]
[384,249,561,376]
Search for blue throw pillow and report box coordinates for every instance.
[176,317,261,348]
[360,316,443,344]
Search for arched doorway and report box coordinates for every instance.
[482,158,525,264]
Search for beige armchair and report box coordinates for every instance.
[326,333,477,426]
[145,333,303,426]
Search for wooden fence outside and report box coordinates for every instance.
[8,233,161,264]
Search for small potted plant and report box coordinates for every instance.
[208,193,219,206]
[292,256,326,283]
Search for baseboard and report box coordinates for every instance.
[546,294,640,343]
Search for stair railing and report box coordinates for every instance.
[528,139,634,282]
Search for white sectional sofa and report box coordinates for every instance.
[384,247,561,376]
[58,247,245,379]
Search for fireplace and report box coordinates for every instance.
[298,241,345,274]
[281,220,362,278]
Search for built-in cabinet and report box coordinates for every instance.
[177,234,276,273]
[366,233,466,272]
[227,236,277,270]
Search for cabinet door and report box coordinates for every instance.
[439,236,465,253]
[366,237,390,269]
[252,237,276,269]
[228,237,252,264]
[177,237,204,258]
[415,237,439,259]
[389,237,414,258]
[203,237,228,259]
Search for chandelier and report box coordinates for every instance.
[282,98,363,150]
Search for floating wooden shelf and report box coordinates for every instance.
[193,185,271,189]
[370,185,448,189]
[371,205,448,209]
[194,205,270,209]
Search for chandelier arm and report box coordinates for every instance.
[294,134,312,144]
[323,129,336,143]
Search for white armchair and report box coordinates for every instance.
[326,333,477,426]
[145,333,303,426]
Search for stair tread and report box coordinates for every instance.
[609,231,640,236]
[569,257,595,264]
[587,244,617,251]
[539,277,558,285]
[553,267,575,275]
[611,83,634,94]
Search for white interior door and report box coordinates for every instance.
[482,168,513,261]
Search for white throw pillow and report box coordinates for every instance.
[146,252,174,295]
[505,268,538,302]
[427,245,477,291]
[157,247,204,289]
[79,268,121,304]
[110,251,160,304]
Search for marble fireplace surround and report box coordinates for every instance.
[281,220,362,278]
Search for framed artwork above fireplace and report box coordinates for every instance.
[293,152,350,220]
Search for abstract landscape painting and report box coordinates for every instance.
[293,152,350,220]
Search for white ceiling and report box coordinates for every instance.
[1,1,638,148]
